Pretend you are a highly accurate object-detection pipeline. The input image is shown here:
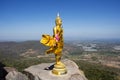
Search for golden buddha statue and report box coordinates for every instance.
[40,13,67,75]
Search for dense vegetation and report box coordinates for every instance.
[75,60,120,80]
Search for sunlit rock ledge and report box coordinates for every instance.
[23,59,88,80]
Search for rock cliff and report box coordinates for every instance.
[24,59,88,80]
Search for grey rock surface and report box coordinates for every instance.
[4,67,17,73]
[24,59,88,80]
[6,71,29,80]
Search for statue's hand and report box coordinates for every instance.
[53,43,57,47]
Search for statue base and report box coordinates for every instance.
[52,63,67,75]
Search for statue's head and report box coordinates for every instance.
[55,13,62,26]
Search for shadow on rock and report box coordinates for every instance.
[44,64,54,70]
[0,62,8,80]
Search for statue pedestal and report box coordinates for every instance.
[24,59,88,80]
[52,64,67,75]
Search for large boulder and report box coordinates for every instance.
[24,59,88,80]
[6,71,29,80]
[4,67,17,73]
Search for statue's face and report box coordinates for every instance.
[56,19,62,26]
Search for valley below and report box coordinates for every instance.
[0,40,120,80]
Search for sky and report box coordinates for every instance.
[0,0,120,41]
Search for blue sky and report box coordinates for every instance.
[0,0,120,41]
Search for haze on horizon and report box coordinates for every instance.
[0,0,120,41]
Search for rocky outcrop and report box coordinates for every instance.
[4,67,17,73]
[6,71,29,80]
[24,59,88,80]
[3,67,28,80]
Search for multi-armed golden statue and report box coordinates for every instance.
[40,13,67,75]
